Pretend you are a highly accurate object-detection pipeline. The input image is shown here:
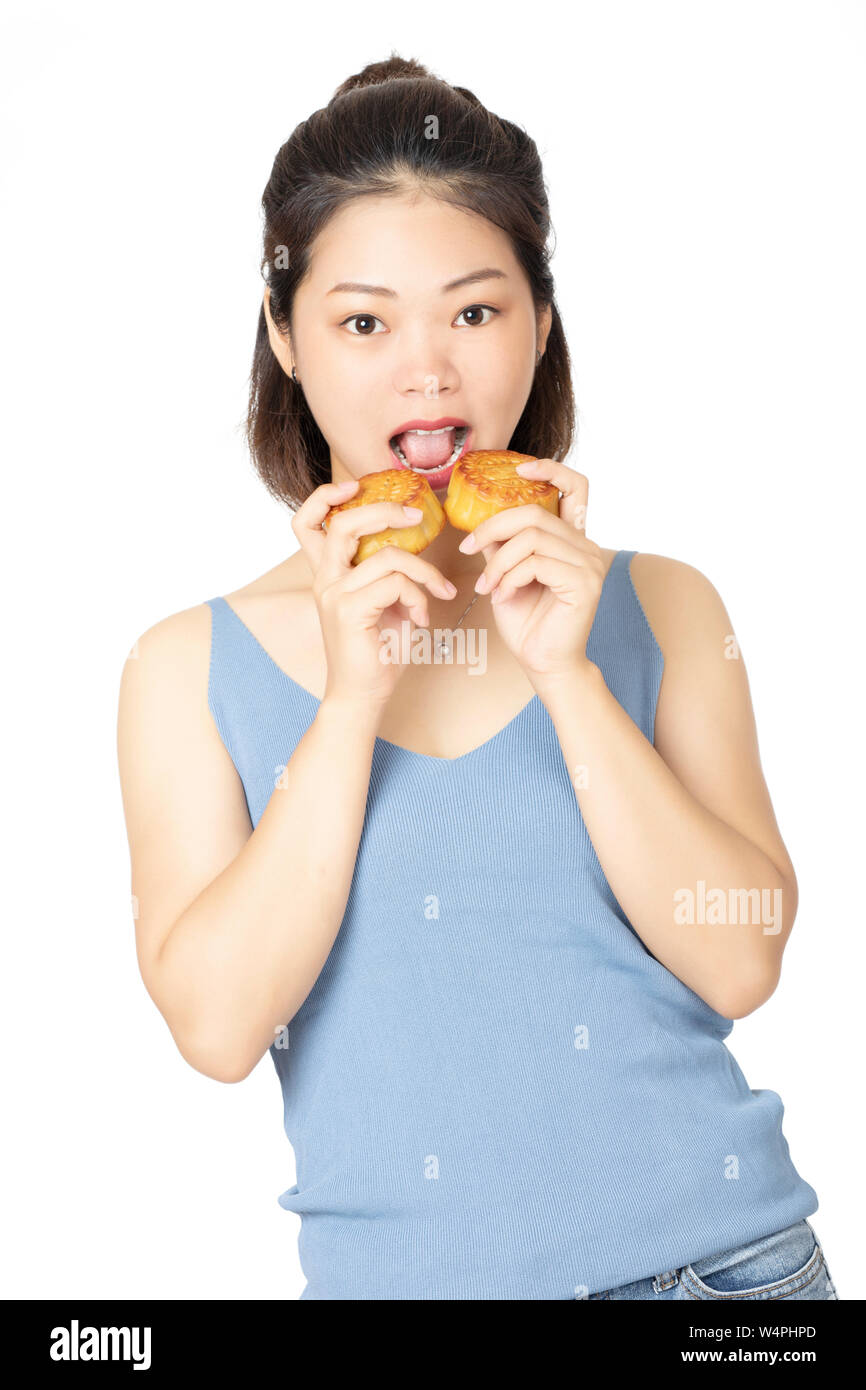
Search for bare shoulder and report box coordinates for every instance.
[625,551,733,656]
[117,599,219,734]
[116,600,221,798]
[116,589,244,802]
[123,599,213,669]
[119,550,310,683]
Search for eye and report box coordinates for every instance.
[340,314,386,336]
[454,304,499,328]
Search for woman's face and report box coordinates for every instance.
[265,190,551,495]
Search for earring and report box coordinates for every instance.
[291,365,299,384]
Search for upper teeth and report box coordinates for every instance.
[406,426,461,435]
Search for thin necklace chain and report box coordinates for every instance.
[436,584,483,656]
[452,591,481,628]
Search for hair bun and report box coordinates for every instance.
[332,53,434,98]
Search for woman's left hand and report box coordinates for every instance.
[457,459,605,682]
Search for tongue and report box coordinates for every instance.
[395,428,455,468]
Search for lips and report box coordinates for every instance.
[388,421,470,471]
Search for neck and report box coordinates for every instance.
[416,524,484,584]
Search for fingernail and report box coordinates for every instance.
[459,534,477,552]
[403,506,423,518]
[474,572,489,594]
[515,461,538,473]
[334,478,357,489]
[442,580,458,597]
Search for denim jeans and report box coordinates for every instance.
[584,1220,838,1300]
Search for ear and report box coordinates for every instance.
[263,286,294,376]
[536,302,553,359]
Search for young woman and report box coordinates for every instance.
[117,55,838,1301]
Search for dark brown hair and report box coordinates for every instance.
[247,52,576,511]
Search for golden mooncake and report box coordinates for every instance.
[325,468,446,566]
[443,450,559,532]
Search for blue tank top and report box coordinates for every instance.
[205,550,818,1300]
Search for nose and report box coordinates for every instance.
[391,330,459,398]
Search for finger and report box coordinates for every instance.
[477,528,582,594]
[515,458,588,534]
[478,538,502,567]
[491,553,587,605]
[460,500,568,556]
[292,479,360,570]
[344,570,432,629]
[318,501,427,587]
[339,545,457,599]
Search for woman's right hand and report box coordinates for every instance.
[292,479,458,711]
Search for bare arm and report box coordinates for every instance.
[534,555,798,1020]
[117,603,380,1084]
[118,482,456,1084]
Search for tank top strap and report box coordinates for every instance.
[203,595,317,799]
[587,549,665,747]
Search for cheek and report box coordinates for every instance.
[480,356,534,417]
[300,343,372,424]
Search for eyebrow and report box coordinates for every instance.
[326,268,509,298]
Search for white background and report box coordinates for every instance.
[2,0,862,1300]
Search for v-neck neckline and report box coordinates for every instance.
[213,550,623,767]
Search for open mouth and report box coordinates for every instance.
[389,424,470,472]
